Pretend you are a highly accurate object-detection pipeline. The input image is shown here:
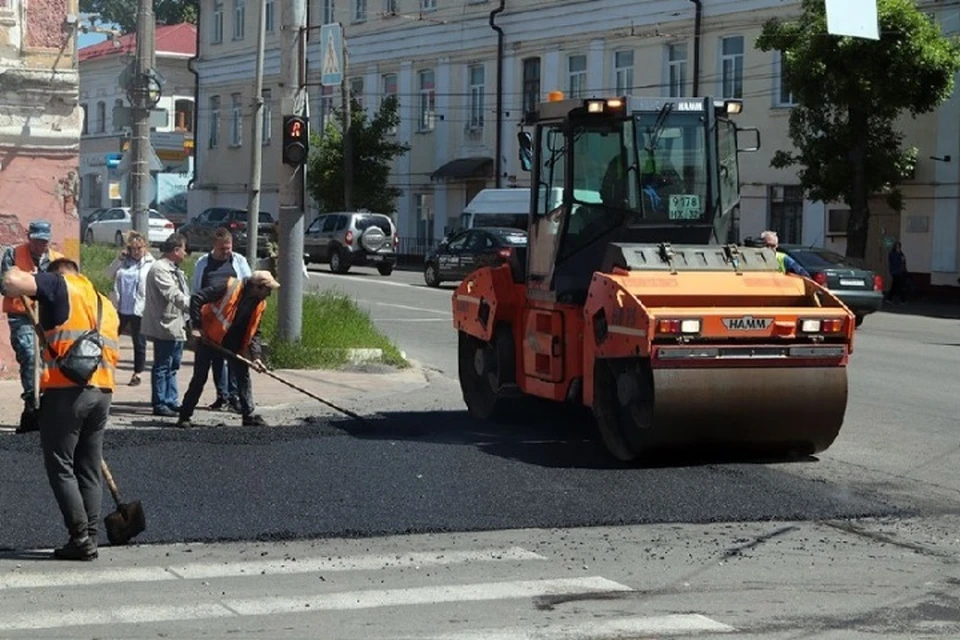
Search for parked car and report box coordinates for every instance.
[304,211,398,275]
[423,227,527,287]
[83,207,174,247]
[179,207,275,257]
[778,244,883,327]
[80,208,106,241]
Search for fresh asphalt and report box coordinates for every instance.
[0,265,957,556]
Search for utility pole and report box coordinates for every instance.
[130,0,156,234]
[246,0,268,265]
[277,0,306,342]
[341,43,352,210]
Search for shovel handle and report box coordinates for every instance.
[101,459,123,507]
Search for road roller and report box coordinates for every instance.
[450,92,855,463]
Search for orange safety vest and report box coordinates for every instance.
[2,243,64,316]
[40,273,120,392]
[201,277,265,352]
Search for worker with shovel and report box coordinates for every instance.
[176,271,279,429]
[2,258,120,561]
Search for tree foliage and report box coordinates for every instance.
[756,0,960,258]
[81,0,197,34]
[306,95,410,215]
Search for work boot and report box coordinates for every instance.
[53,536,98,561]
[15,402,38,434]
[175,418,193,429]
[228,398,243,414]
[242,414,267,427]
[208,397,227,411]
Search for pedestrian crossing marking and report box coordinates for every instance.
[414,614,737,639]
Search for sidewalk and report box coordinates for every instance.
[0,338,428,432]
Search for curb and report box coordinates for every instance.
[320,348,384,364]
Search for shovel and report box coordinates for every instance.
[200,337,369,425]
[101,459,146,545]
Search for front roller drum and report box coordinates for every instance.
[592,358,849,462]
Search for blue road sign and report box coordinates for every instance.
[320,23,344,87]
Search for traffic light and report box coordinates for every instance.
[282,114,309,166]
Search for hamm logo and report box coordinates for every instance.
[722,316,773,331]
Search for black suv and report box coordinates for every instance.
[180,207,275,257]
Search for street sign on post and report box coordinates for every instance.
[320,23,344,87]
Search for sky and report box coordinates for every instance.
[77,22,120,49]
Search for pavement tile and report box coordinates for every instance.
[0,337,428,432]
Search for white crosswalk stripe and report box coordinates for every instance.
[0,542,736,637]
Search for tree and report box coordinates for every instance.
[756,0,960,258]
[81,0,197,34]
[306,95,410,214]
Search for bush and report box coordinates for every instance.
[80,243,197,297]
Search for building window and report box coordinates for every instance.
[85,174,102,208]
[262,88,272,144]
[95,101,105,133]
[613,50,633,94]
[415,193,435,247]
[567,54,587,99]
[350,77,364,110]
[323,0,334,24]
[522,57,540,116]
[720,35,744,99]
[81,103,88,135]
[382,72,398,134]
[468,64,484,129]
[421,0,436,10]
[233,0,245,39]
[667,43,687,98]
[213,0,224,43]
[320,85,335,130]
[768,185,803,244]
[384,0,397,14]
[231,93,243,146]
[353,0,365,21]
[265,0,275,31]
[418,69,435,132]
[174,99,194,132]
[209,96,220,148]
[775,51,796,107]
[112,99,124,132]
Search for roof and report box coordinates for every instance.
[78,23,196,63]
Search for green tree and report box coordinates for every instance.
[306,95,410,214]
[81,0,197,34]
[756,0,960,258]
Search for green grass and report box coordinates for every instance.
[80,243,407,370]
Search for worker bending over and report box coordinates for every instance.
[177,271,279,429]
[760,230,811,278]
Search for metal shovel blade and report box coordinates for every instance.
[104,500,146,546]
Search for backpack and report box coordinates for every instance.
[45,293,106,387]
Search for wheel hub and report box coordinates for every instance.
[473,347,487,377]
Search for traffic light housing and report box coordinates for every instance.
[282,114,309,166]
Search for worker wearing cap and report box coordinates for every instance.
[176,271,279,429]
[760,230,811,278]
[2,257,120,561]
[0,221,64,433]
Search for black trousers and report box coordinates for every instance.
[39,386,111,542]
[180,343,254,420]
[118,314,146,374]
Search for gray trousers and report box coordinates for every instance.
[39,387,111,541]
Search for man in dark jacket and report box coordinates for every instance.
[176,271,279,429]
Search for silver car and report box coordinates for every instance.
[304,211,398,275]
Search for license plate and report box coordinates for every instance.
[840,278,864,287]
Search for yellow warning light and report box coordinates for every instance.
[547,90,565,102]
[607,98,624,109]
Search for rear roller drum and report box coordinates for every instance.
[458,326,516,421]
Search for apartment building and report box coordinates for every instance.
[78,23,197,224]
[192,0,960,288]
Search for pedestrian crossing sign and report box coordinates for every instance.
[320,23,344,87]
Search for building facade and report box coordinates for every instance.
[78,23,197,226]
[192,0,960,289]
[0,0,82,377]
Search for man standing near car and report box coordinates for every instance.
[760,230,811,278]
[192,227,252,412]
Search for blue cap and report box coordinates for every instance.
[28,221,51,241]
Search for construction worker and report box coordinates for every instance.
[0,220,64,434]
[2,257,120,561]
[176,271,279,429]
[760,230,811,278]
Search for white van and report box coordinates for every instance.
[457,188,530,231]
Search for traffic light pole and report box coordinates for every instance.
[277,0,306,342]
[246,0,267,265]
[341,43,352,210]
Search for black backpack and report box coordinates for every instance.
[45,293,106,387]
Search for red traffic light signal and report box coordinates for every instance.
[282,114,309,166]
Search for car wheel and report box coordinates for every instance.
[855,315,864,328]
[84,228,94,245]
[329,246,350,274]
[377,264,394,276]
[424,263,441,287]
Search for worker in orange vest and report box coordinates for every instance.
[0,221,64,433]
[2,257,120,561]
[176,271,279,429]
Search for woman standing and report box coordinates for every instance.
[106,231,155,386]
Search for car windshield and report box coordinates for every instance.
[258,212,273,223]
[789,249,868,269]
[355,214,392,233]
[473,213,528,230]
[148,210,163,219]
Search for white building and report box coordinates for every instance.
[191,0,960,290]
[78,23,197,224]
